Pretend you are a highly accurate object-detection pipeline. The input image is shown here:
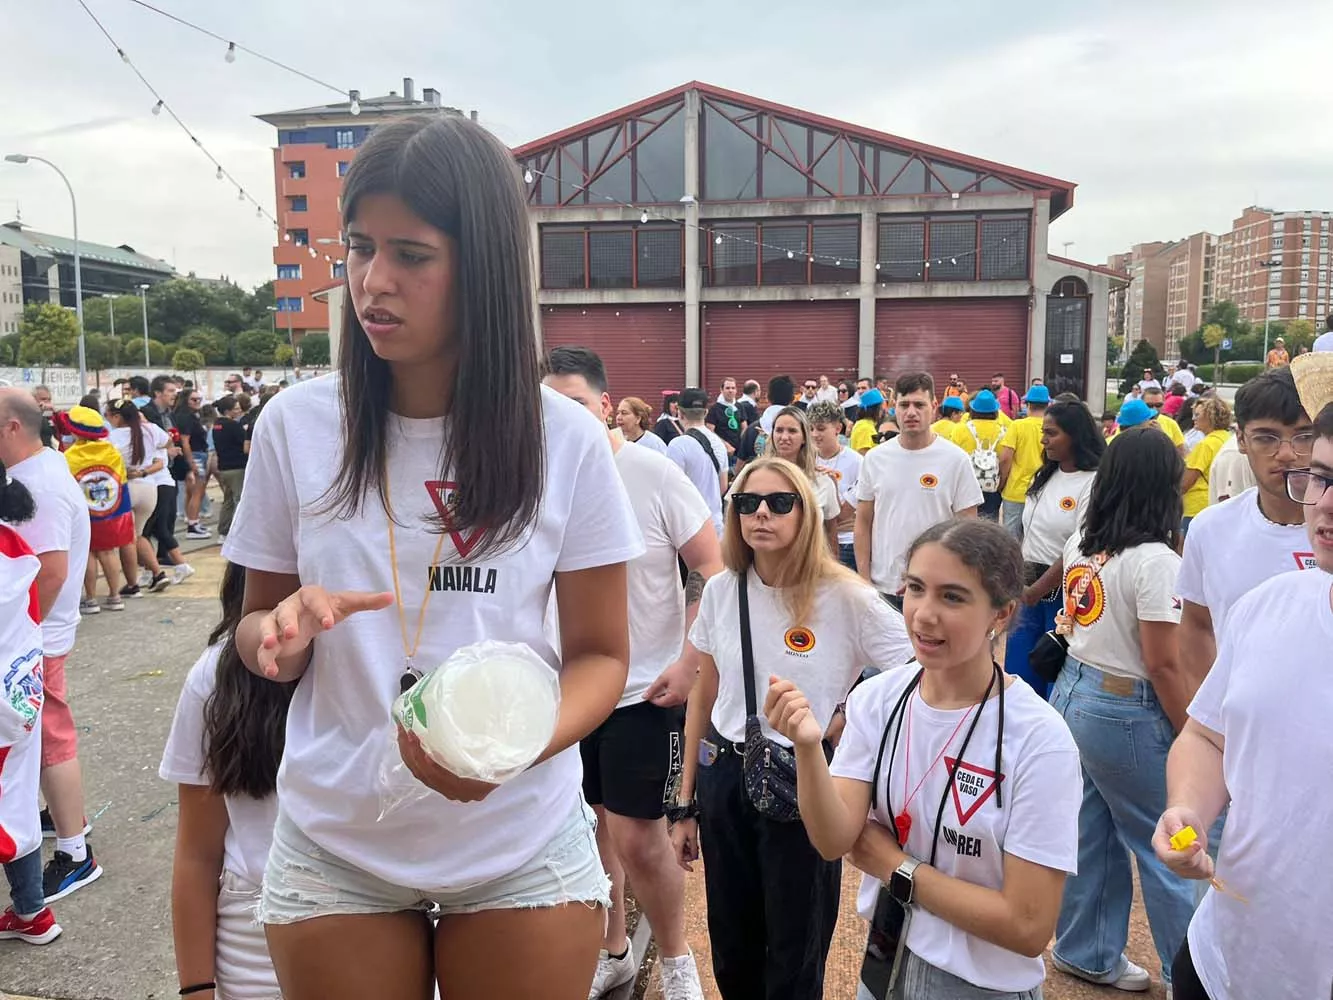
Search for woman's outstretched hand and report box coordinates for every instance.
[255,586,393,678]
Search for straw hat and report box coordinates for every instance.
[1290,351,1333,420]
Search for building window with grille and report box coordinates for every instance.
[287,162,306,179]
[337,161,351,177]
[539,224,683,290]
[289,196,308,213]
[705,218,858,287]
[277,296,303,312]
[277,264,302,280]
[875,212,1029,283]
[336,130,355,149]
[290,229,309,246]
[332,261,346,279]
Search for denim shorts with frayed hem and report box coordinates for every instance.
[258,796,609,925]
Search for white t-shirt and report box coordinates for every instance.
[1166,370,1197,392]
[110,422,170,480]
[1186,568,1333,1000]
[159,644,279,887]
[0,527,43,865]
[759,404,785,435]
[1021,470,1096,566]
[1138,378,1162,391]
[221,376,644,890]
[1177,487,1313,636]
[688,568,913,745]
[666,426,728,536]
[1206,436,1256,505]
[830,668,1081,993]
[856,435,984,594]
[815,386,840,405]
[6,448,91,656]
[612,443,711,708]
[631,431,669,456]
[1061,534,1181,679]
[816,446,862,545]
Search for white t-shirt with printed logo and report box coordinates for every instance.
[1176,487,1312,636]
[1021,470,1096,566]
[5,448,91,656]
[0,526,43,866]
[856,435,984,595]
[613,443,711,708]
[816,446,862,545]
[1185,568,1333,1000]
[688,568,913,745]
[221,376,644,890]
[1061,534,1181,680]
[830,668,1081,993]
[159,644,279,887]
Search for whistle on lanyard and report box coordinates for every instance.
[1169,826,1248,904]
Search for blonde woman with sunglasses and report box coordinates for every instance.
[671,457,913,999]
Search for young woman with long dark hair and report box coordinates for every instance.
[1003,401,1105,698]
[767,519,1080,1000]
[672,456,912,1000]
[160,562,294,998]
[106,399,168,595]
[221,114,642,1000]
[1047,427,1196,995]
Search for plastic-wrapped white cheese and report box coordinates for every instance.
[393,640,560,784]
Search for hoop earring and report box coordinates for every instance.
[987,628,997,641]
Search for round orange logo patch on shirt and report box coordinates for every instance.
[919,474,939,489]
[1064,565,1105,628]
[784,627,816,654]
[1059,496,1077,511]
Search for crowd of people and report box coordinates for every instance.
[1,112,1330,1000]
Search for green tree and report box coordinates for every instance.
[145,279,249,342]
[1118,338,1163,395]
[298,332,330,366]
[172,347,206,378]
[18,302,78,365]
[247,280,276,327]
[273,343,295,368]
[178,325,231,365]
[231,328,280,366]
[119,331,151,366]
[144,338,168,366]
[1284,318,1316,354]
[84,333,120,379]
[81,295,143,338]
[0,333,19,365]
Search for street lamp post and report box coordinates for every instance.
[105,293,116,340]
[137,283,151,366]
[1259,259,1283,361]
[4,153,87,393]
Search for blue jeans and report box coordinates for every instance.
[838,542,857,572]
[1050,658,1196,986]
[1001,499,1025,539]
[4,846,44,916]
[1004,588,1060,700]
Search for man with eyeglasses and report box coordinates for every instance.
[796,379,819,411]
[706,378,747,468]
[1153,378,1333,1000]
[1176,368,1314,698]
[1141,386,1189,458]
[222,373,244,394]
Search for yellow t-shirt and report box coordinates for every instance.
[1155,414,1185,449]
[996,411,1013,428]
[931,418,962,443]
[954,419,1008,456]
[1000,416,1045,503]
[849,419,878,454]
[1183,430,1231,517]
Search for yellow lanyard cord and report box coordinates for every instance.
[384,476,449,668]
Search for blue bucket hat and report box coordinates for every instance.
[941,396,965,413]
[969,390,999,415]
[1024,385,1051,405]
[1117,398,1154,428]
[860,388,885,407]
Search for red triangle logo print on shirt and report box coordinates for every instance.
[424,481,484,561]
[943,756,1005,826]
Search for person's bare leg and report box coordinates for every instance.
[136,536,162,575]
[592,805,628,953]
[41,760,86,839]
[82,556,98,599]
[435,903,604,1000]
[605,812,689,957]
[118,541,139,588]
[95,550,121,598]
[266,911,433,1000]
[186,473,203,522]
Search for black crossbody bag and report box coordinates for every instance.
[738,572,801,822]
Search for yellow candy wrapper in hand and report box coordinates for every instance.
[1170,826,1198,852]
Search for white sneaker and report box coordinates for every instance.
[173,563,195,584]
[186,522,211,538]
[658,951,704,1000]
[1051,954,1151,992]
[587,941,635,999]
[137,569,152,587]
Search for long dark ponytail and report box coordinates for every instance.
[110,399,145,466]
[202,563,296,798]
[0,460,36,524]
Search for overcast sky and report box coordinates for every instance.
[2,0,1327,290]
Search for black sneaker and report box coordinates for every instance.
[119,584,143,599]
[43,845,103,903]
[39,808,92,839]
[149,571,171,593]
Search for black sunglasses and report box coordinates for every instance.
[732,491,800,516]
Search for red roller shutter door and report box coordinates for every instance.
[874,298,1029,391]
[541,304,686,408]
[702,301,859,392]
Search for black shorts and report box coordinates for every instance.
[580,700,684,820]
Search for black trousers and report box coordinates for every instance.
[144,483,179,563]
[696,735,841,1000]
[1170,937,1213,1000]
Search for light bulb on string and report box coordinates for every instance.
[152,100,163,116]
[875,262,881,270]
[523,168,534,185]
[349,96,361,116]
[256,206,263,218]
[237,188,245,201]
[215,166,223,180]
[640,210,649,224]
[283,232,292,242]
[715,234,723,245]
[118,48,129,64]
[225,42,237,63]
[787,250,795,259]
[309,247,317,258]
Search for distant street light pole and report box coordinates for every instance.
[1062,241,1075,258]
[266,304,278,334]
[1259,259,1283,361]
[137,283,151,365]
[4,153,87,393]
[105,293,116,340]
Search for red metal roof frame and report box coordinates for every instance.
[512,81,1076,218]
[1048,254,1131,285]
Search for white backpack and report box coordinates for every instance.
[966,421,1006,493]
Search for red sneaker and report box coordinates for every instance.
[0,905,63,944]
